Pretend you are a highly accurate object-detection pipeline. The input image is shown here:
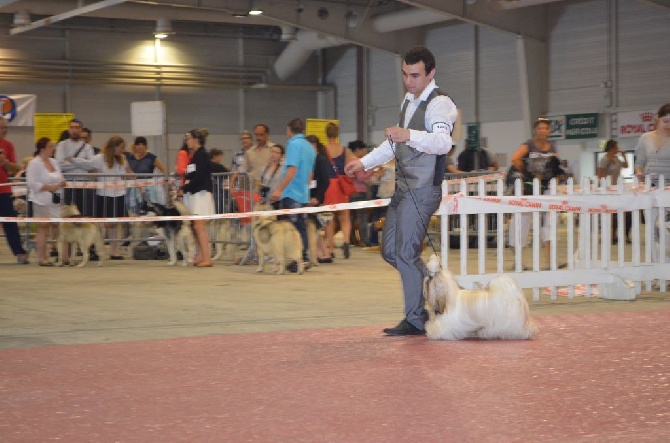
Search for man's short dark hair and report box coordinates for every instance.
[287,118,304,135]
[254,123,269,134]
[69,118,82,127]
[82,127,92,136]
[209,148,223,159]
[404,46,435,74]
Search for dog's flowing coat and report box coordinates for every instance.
[252,204,304,275]
[424,254,537,340]
[56,204,105,267]
[141,200,196,266]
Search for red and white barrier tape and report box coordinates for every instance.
[438,189,667,215]
[3,184,669,223]
[0,198,391,223]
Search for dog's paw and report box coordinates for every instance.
[425,321,440,339]
[255,267,263,273]
[166,260,176,266]
[97,262,103,267]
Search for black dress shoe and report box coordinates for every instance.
[383,319,425,336]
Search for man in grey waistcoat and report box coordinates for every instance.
[345,46,458,336]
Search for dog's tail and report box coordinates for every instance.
[488,275,537,339]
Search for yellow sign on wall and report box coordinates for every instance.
[305,118,339,145]
[34,113,75,144]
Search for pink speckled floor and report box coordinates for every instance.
[1,310,669,442]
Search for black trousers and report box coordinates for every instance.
[0,193,26,256]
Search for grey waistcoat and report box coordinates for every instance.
[395,88,448,192]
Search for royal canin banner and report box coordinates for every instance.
[438,192,659,216]
[614,109,656,138]
[0,94,36,126]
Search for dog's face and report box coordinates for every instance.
[61,204,81,218]
[251,203,277,229]
[424,274,447,315]
[424,255,448,315]
[140,200,167,217]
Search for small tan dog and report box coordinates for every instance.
[56,204,105,267]
[210,219,238,262]
[252,204,304,275]
[423,254,537,340]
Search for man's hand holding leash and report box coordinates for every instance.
[385,126,410,144]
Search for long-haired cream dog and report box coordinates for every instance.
[252,204,304,275]
[56,204,105,267]
[423,254,537,340]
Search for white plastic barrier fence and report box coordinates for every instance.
[436,174,669,300]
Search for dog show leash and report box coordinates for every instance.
[387,136,442,264]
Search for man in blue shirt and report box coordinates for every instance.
[271,118,316,268]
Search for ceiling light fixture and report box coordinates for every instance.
[317,7,329,20]
[248,1,263,15]
[153,18,174,39]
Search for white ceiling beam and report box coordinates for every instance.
[10,0,129,35]
[0,0,23,9]
[396,0,550,42]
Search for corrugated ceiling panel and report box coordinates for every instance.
[69,84,157,133]
[325,46,357,132]
[478,27,521,123]
[427,23,476,122]
[244,88,318,137]
[616,0,670,109]
[547,0,608,114]
[368,49,401,133]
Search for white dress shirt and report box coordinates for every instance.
[361,80,458,171]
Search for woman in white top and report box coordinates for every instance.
[597,139,629,184]
[93,136,132,259]
[635,103,670,184]
[26,137,66,266]
[634,104,670,261]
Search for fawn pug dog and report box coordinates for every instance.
[56,204,105,267]
[252,204,304,275]
[423,254,537,340]
[140,200,196,266]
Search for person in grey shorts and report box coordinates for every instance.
[345,46,458,336]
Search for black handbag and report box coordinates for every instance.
[51,192,61,204]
